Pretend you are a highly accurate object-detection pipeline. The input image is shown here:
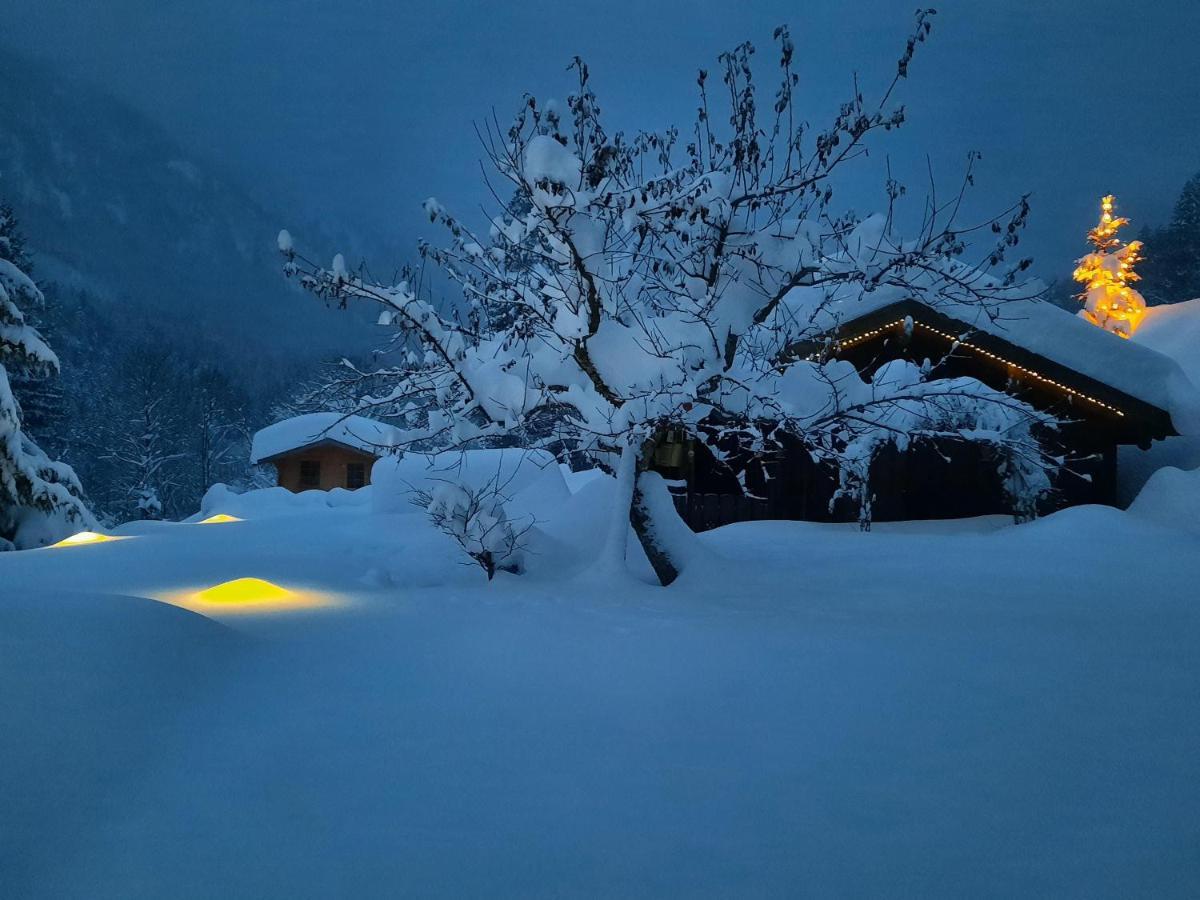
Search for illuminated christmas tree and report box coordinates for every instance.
[1072,195,1146,338]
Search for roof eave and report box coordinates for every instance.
[251,437,386,466]
[788,297,1178,442]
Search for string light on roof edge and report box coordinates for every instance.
[910,321,1125,416]
[820,316,1125,417]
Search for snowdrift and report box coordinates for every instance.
[3,448,1200,897]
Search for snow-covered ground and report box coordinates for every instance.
[3,465,1199,898]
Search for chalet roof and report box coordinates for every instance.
[782,288,1200,437]
[250,413,400,465]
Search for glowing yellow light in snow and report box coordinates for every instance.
[154,578,338,616]
[192,577,293,605]
[196,514,243,524]
[49,531,127,548]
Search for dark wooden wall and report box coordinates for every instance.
[653,314,1144,532]
[663,433,1117,533]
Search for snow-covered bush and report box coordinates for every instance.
[413,478,530,579]
[281,11,1057,584]
[135,486,163,520]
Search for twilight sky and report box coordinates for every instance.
[7,0,1200,282]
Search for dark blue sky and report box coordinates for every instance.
[8,0,1200,281]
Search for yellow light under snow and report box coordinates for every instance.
[49,531,127,548]
[193,577,293,604]
[155,577,337,616]
[196,514,243,524]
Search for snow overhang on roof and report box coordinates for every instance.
[250,413,400,465]
[784,293,1200,439]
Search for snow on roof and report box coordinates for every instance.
[786,287,1200,434]
[1134,298,1200,401]
[250,413,400,464]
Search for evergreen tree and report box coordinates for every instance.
[1073,195,1147,338]
[0,202,93,548]
[1139,171,1200,305]
[0,205,67,445]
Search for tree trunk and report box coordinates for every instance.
[630,452,704,587]
[598,442,700,587]
[594,444,638,577]
[630,469,682,586]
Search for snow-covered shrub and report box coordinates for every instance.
[413,478,530,579]
[135,486,163,520]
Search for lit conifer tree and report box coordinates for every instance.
[1072,195,1147,337]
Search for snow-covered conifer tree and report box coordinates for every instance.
[1072,195,1147,337]
[281,12,1058,584]
[1,205,65,443]
[1139,172,1200,305]
[0,202,93,548]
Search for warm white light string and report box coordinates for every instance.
[824,317,1126,417]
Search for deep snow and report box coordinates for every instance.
[2,468,1199,898]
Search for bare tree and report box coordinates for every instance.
[101,347,187,520]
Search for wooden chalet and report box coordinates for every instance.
[653,296,1195,531]
[250,413,399,492]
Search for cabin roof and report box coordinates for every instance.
[250,413,400,465]
[783,289,1200,437]
[1133,297,1200,396]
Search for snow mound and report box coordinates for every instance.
[0,589,237,893]
[249,413,401,464]
[192,482,371,521]
[1127,465,1200,535]
[3,451,1200,895]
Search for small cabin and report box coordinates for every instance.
[654,296,1197,531]
[250,413,398,492]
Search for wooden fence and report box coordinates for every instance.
[670,491,775,532]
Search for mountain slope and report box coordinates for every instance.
[0,52,374,362]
